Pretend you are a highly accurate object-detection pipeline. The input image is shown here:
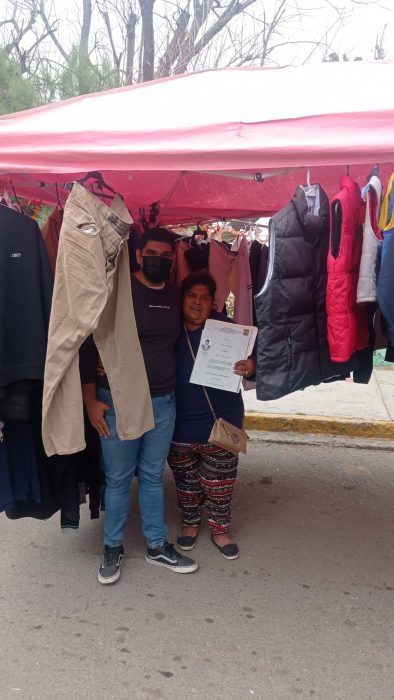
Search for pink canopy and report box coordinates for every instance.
[1,62,394,223]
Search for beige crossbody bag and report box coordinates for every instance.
[185,325,249,455]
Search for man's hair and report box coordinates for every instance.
[181,272,217,300]
[138,227,176,252]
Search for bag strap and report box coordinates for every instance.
[184,324,218,422]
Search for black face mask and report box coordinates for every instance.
[142,255,172,284]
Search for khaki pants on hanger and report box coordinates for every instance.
[42,183,153,457]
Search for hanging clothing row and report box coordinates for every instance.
[172,229,268,326]
[254,171,392,401]
[1,166,393,531]
[0,193,101,526]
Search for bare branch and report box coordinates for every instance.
[157,5,191,78]
[175,0,257,73]
[97,0,121,76]
[38,0,69,63]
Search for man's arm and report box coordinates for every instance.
[80,336,110,438]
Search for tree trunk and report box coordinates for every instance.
[157,7,190,79]
[139,0,155,82]
[174,0,212,76]
[79,0,92,94]
[125,11,138,85]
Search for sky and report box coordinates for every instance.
[2,0,393,69]
[266,0,393,65]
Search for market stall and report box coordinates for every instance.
[1,60,394,531]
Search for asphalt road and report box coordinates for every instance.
[1,437,394,700]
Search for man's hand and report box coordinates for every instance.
[81,382,110,438]
[233,358,256,379]
[86,399,111,438]
[97,358,106,377]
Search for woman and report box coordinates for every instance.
[168,272,255,560]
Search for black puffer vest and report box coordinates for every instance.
[255,185,351,401]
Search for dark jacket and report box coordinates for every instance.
[254,185,353,401]
[378,225,394,345]
[0,206,53,394]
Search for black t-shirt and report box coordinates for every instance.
[79,276,181,397]
[131,276,181,396]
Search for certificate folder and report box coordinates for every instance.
[189,319,257,393]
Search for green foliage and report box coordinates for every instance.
[0,50,39,115]
[58,46,121,100]
[0,43,123,114]
[34,65,59,106]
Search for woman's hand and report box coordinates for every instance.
[234,357,256,379]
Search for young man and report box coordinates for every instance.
[81,227,198,584]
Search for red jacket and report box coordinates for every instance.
[327,176,369,362]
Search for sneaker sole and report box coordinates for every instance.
[97,569,121,584]
[97,554,124,585]
[145,556,198,573]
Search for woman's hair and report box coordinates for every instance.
[181,272,217,300]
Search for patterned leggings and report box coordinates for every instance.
[168,441,238,535]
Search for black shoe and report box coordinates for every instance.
[211,535,239,560]
[177,527,199,551]
[145,541,198,573]
[98,544,124,585]
[177,534,197,551]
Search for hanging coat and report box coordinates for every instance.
[378,171,394,260]
[377,171,394,346]
[255,184,351,401]
[326,176,368,363]
[356,175,383,304]
[234,236,253,326]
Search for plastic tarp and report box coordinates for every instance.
[1,62,394,223]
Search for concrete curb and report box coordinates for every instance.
[244,412,394,440]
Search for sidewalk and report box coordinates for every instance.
[243,367,394,439]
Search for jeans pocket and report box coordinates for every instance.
[66,201,101,234]
[97,388,113,407]
[105,247,121,278]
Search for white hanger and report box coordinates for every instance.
[304,168,316,198]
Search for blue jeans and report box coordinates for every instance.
[97,388,176,549]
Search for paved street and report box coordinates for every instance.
[1,437,394,700]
